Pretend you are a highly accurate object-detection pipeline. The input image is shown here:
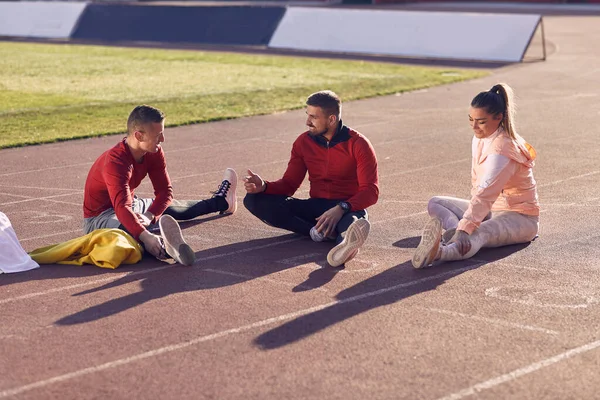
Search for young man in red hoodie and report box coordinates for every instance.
[83,105,237,266]
[243,90,379,267]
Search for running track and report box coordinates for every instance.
[2,15,600,400]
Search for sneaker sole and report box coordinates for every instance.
[223,168,238,215]
[327,218,370,267]
[412,218,442,269]
[159,215,196,266]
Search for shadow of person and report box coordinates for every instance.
[1,214,230,289]
[254,242,531,350]
[292,263,344,293]
[392,236,421,249]
[54,234,343,326]
[0,260,148,289]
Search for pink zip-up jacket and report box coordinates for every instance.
[457,128,540,234]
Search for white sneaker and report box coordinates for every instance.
[412,217,442,269]
[159,215,196,266]
[309,226,336,242]
[327,218,370,267]
[213,168,237,215]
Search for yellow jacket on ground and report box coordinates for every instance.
[29,229,143,269]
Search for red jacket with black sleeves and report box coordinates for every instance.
[83,139,173,240]
[265,123,379,211]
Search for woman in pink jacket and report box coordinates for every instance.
[412,83,540,269]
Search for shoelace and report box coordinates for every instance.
[212,179,231,197]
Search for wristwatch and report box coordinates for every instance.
[338,201,351,213]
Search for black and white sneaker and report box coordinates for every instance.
[213,168,238,215]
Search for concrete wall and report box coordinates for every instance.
[0,2,542,63]
[269,8,541,63]
[0,1,86,39]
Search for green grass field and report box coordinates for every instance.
[0,42,487,148]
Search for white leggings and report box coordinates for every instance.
[427,196,539,261]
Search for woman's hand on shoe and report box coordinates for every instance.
[449,230,471,256]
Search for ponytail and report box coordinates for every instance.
[471,83,517,140]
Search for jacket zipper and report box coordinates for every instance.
[325,141,330,198]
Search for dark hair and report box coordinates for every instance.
[471,83,516,140]
[306,90,342,120]
[127,105,165,135]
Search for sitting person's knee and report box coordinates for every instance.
[243,193,259,212]
[427,196,442,214]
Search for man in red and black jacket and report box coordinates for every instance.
[243,90,379,267]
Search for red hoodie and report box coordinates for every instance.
[83,139,173,240]
[265,123,379,211]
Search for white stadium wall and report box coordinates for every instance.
[0,1,86,39]
[268,8,542,63]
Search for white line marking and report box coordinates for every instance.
[276,253,323,266]
[371,211,428,225]
[0,193,31,199]
[0,264,480,398]
[0,192,81,206]
[170,159,288,183]
[419,307,559,336]
[0,162,92,177]
[437,338,600,400]
[470,258,560,275]
[45,199,82,207]
[0,237,304,304]
[379,199,429,204]
[204,269,328,293]
[538,170,600,188]
[19,229,82,243]
[164,137,263,154]
[382,158,469,178]
[1,185,80,192]
[485,287,599,309]
[196,237,304,261]
[0,266,173,305]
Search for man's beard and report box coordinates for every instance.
[308,126,328,136]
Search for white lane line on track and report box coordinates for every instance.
[371,211,428,225]
[437,338,600,400]
[419,306,559,336]
[170,159,289,183]
[204,269,329,293]
[0,192,81,206]
[0,193,31,199]
[0,238,304,305]
[1,185,81,192]
[382,158,470,178]
[0,263,481,399]
[0,266,173,305]
[19,229,82,243]
[538,170,600,188]
[0,162,93,178]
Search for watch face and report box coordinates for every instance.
[340,202,350,211]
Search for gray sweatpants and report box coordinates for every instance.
[427,196,539,261]
[83,197,154,234]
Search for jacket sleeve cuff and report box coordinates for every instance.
[457,219,478,235]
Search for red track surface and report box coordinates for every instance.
[2,16,600,400]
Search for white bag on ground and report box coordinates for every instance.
[0,212,39,273]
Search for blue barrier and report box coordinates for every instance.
[72,4,286,46]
